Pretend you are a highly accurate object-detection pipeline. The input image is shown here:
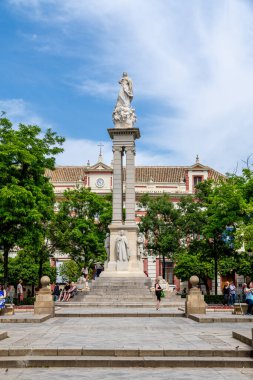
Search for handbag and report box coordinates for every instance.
[160,290,165,298]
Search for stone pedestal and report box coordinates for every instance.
[102,222,144,277]
[34,276,55,317]
[185,276,207,317]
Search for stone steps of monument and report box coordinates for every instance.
[90,286,151,291]
[86,292,154,299]
[89,289,151,294]
[55,310,184,317]
[0,348,251,357]
[93,277,151,282]
[90,285,151,289]
[55,302,184,308]
[90,280,152,288]
[0,354,253,368]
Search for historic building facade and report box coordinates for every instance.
[47,155,225,290]
[48,155,223,203]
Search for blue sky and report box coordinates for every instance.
[1,0,253,174]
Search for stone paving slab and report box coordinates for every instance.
[1,368,253,380]
[189,313,253,323]
[0,332,7,341]
[233,330,252,347]
[0,313,51,323]
[0,314,252,351]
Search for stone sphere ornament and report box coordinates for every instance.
[40,275,50,288]
[189,275,199,288]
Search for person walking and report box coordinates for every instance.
[81,266,88,280]
[0,285,6,312]
[244,282,253,315]
[155,279,162,311]
[229,281,236,305]
[17,280,23,305]
[52,284,60,301]
[8,285,15,305]
[223,281,230,305]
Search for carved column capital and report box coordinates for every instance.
[112,146,123,154]
[125,146,136,155]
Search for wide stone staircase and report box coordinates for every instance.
[0,348,253,369]
[56,276,184,309]
[2,278,252,371]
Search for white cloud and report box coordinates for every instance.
[0,99,41,125]
[56,139,113,166]
[56,137,175,168]
[0,98,53,131]
[7,0,253,173]
[76,80,116,97]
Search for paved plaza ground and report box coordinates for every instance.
[1,367,253,380]
[0,306,253,379]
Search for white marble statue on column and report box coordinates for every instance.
[104,232,110,261]
[116,72,133,107]
[113,72,136,128]
[137,232,145,260]
[115,230,130,261]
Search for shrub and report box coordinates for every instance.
[204,295,224,304]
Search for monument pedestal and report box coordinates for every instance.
[34,276,55,317]
[102,222,145,278]
[185,288,206,316]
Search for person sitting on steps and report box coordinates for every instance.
[64,282,77,302]
[58,282,70,302]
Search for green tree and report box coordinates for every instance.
[138,194,181,279]
[0,114,64,284]
[50,187,112,266]
[176,179,245,294]
[0,250,56,288]
[59,260,81,282]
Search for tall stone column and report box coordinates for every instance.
[125,145,136,224]
[101,72,144,277]
[112,146,123,224]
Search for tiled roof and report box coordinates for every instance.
[208,168,226,181]
[134,167,187,183]
[45,167,87,182]
[47,165,225,184]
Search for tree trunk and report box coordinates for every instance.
[3,246,9,287]
[162,254,166,279]
[38,251,43,288]
[214,243,218,295]
[202,276,210,295]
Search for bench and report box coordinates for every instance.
[233,303,248,315]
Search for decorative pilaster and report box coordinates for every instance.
[112,146,123,223]
[125,145,136,224]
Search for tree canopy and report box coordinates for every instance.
[0,114,64,284]
[49,187,112,266]
[138,194,181,278]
